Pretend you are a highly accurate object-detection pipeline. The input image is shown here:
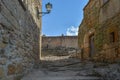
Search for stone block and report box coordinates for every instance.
[0,49,5,55]
[0,42,7,48]
[0,67,5,78]
[2,35,9,44]
[0,58,7,65]
[14,75,23,80]
[16,63,23,74]
[7,64,16,75]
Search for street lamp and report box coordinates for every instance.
[45,2,52,13]
[39,2,52,60]
[38,2,52,16]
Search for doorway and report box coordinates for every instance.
[89,34,95,57]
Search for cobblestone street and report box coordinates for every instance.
[21,56,101,80]
[21,56,120,80]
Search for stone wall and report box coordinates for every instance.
[42,36,79,56]
[42,36,78,49]
[78,0,120,62]
[0,0,41,79]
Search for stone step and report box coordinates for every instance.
[22,76,101,80]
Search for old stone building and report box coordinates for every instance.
[78,0,120,62]
[0,0,41,79]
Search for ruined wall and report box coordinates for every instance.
[0,0,41,79]
[42,36,78,56]
[42,36,78,49]
[78,0,120,62]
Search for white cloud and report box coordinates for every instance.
[66,26,78,36]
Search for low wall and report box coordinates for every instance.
[42,36,79,56]
[42,36,78,48]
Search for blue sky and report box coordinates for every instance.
[42,0,89,36]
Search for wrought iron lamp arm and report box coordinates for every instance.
[38,11,50,14]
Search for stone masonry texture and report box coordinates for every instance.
[78,0,120,62]
[0,0,41,79]
[42,36,78,49]
[42,36,79,56]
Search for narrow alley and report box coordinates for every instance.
[0,0,120,80]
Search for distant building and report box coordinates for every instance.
[78,0,120,62]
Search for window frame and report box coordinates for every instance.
[110,32,115,43]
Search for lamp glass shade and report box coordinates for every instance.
[46,2,52,12]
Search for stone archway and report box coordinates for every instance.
[83,28,95,59]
